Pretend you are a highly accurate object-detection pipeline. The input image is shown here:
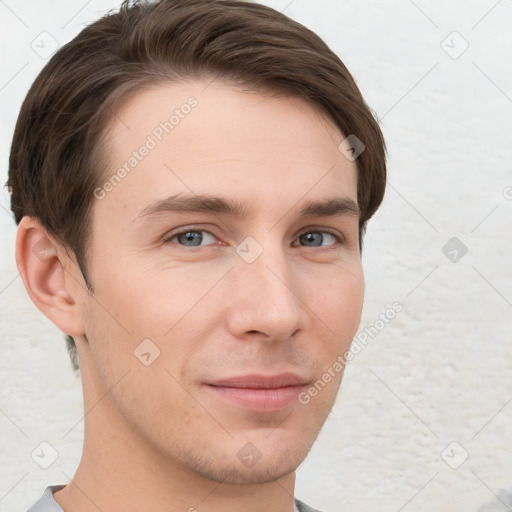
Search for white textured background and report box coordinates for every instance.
[1,1,511,511]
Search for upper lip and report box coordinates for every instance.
[206,372,309,389]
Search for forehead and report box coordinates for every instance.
[96,80,358,220]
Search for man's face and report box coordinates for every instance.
[71,80,363,484]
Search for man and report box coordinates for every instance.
[9,0,386,510]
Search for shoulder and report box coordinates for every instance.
[26,485,65,512]
[295,498,325,512]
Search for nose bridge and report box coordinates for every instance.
[227,236,302,339]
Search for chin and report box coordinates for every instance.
[201,458,300,486]
[186,442,309,486]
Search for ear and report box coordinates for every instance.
[15,217,86,337]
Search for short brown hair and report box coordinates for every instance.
[8,0,386,372]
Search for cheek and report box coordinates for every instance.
[80,290,195,424]
[85,260,171,340]
[81,258,223,387]
[316,266,364,342]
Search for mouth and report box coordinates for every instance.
[203,373,309,412]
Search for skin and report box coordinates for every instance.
[16,79,364,512]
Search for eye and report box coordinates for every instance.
[163,229,218,247]
[296,230,342,248]
[163,227,343,249]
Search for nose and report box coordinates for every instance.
[225,241,303,343]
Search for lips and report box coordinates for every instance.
[206,372,309,389]
[203,373,309,412]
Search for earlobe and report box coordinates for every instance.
[15,217,85,337]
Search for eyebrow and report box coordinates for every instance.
[136,194,360,221]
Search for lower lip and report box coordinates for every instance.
[204,384,306,412]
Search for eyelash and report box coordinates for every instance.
[162,226,345,249]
